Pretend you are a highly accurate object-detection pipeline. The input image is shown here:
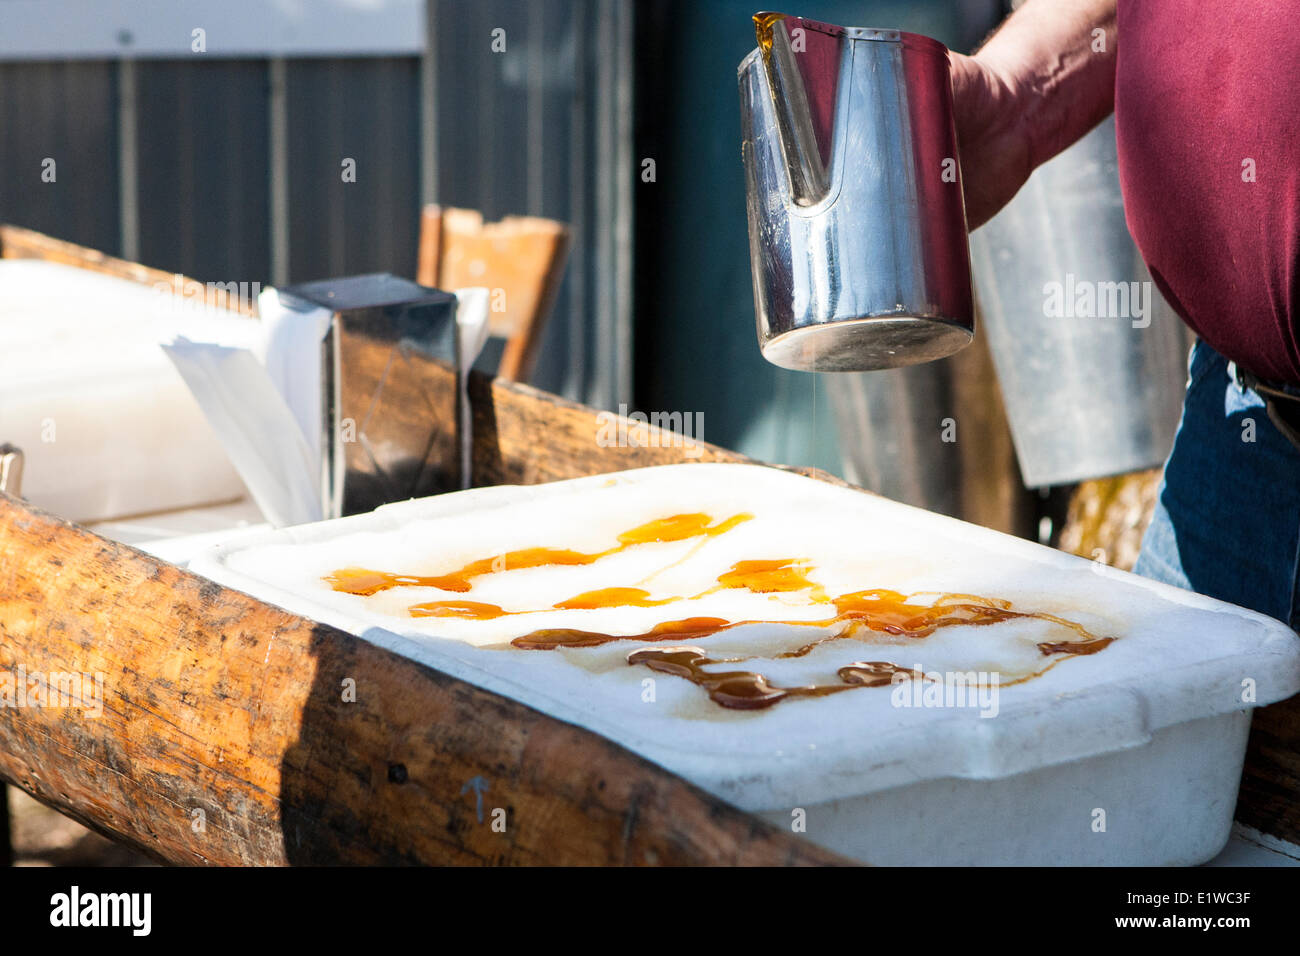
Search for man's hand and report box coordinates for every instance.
[948,0,1118,231]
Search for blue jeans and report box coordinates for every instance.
[1135,340,1300,630]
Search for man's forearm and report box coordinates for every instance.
[977,0,1118,171]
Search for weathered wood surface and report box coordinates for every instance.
[1058,470,1163,573]
[0,224,257,316]
[469,373,756,484]
[0,222,849,865]
[0,492,847,865]
[417,204,572,383]
[1237,698,1300,845]
[335,325,775,510]
[3,221,1298,857]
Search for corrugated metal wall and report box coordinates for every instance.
[0,0,633,409]
[133,61,274,280]
[427,0,633,406]
[0,58,419,293]
[632,0,1003,483]
[283,58,421,283]
[0,60,121,254]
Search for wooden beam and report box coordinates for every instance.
[468,373,751,485]
[0,492,848,866]
[5,221,1297,857]
[1236,697,1300,845]
[0,224,257,316]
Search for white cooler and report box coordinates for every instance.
[189,463,1300,866]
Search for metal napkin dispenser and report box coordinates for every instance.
[275,273,461,519]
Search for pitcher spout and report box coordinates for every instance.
[752,11,832,206]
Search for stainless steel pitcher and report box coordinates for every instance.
[739,12,974,372]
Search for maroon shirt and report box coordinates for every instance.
[1116,1,1300,385]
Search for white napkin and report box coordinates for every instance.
[161,338,322,528]
[162,287,491,528]
[255,286,333,482]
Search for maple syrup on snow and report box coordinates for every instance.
[325,512,1114,709]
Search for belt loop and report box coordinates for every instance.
[1226,360,1247,394]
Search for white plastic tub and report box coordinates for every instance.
[0,259,253,521]
[189,463,1300,865]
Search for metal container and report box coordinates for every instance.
[739,12,974,372]
[275,274,461,519]
[193,463,1300,866]
[826,321,1030,535]
[828,361,962,514]
[969,117,1193,488]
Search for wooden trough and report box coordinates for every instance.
[0,225,1296,865]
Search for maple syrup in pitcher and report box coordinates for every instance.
[325,512,1113,710]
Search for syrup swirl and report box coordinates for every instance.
[326,511,1115,710]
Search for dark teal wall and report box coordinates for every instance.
[634,0,1001,473]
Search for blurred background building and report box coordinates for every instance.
[0,0,1203,865]
[0,0,1005,480]
[3,0,1187,552]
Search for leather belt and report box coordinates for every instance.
[1229,360,1300,451]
